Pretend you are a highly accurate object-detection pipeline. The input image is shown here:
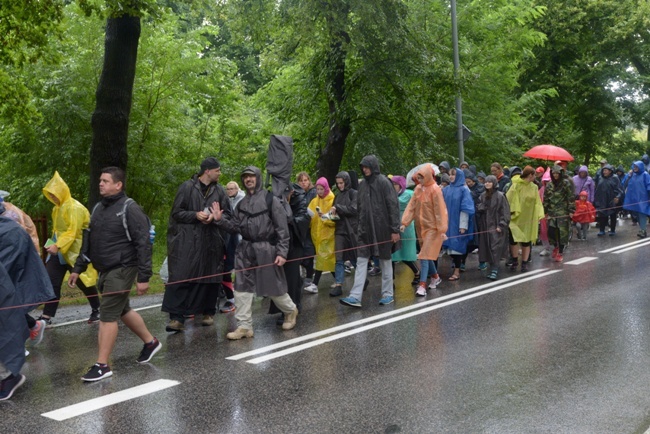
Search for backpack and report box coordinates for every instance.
[91,198,155,244]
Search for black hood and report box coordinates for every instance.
[240,166,263,194]
[336,171,352,191]
[360,155,381,179]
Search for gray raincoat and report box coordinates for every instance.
[218,166,290,297]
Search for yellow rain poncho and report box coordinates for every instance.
[308,187,336,272]
[43,171,98,287]
[506,175,545,243]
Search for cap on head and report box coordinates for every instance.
[200,157,220,172]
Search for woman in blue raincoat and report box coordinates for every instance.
[443,168,475,281]
[623,160,650,238]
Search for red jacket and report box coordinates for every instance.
[572,199,596,223]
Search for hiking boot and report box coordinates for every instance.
[428,276,442,289]
[0,374,26,401]
[29,320,46,345]
[282,309,299,330]
[226,327,254,340]
[379,296,394,305]
[329,285,343,297]
[219,301,236,313]
[202,315,214,326]
[340,297,362,308]
[136,338,162,364]
[303,283,318,293]
[415,284,427,297]
[88,310,100,324]
[81,364,112,382]
[165,320,185,333]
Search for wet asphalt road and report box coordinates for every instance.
[5,220,650,433]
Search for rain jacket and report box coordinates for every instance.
[308,178,336,272]
[0,217,54,376]
[572,166,595,202]
[623,161,650,216]
[391,176,417,262]
[544,166,576,245]
[0,201,39,253]
[443,169,475,254]
[594,164,623,217]
[333,171,358,263]
[217,166,290,297]
[357,156,401,260]
[166,173,232,285]
[506,174,545,243]
[42,171,97,287]
[573,194,596,224]
[477,176,510,265]
[401,165,448,260]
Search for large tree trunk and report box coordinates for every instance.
[88,16,141,206]
[316,36,350,184]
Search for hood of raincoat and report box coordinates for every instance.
[509,166,522,178]
[360,155,381,180]
[416,165,436,187]
[439,161,451,172]
[616,165,625,175]
[477,171,486,181]
[336,171,352,191]
[43,171,71,205]
[484,175,498,189]
[316,177,331,196]
[240,166,263,194]
[463,169,478,183]
[390,175,406,195]
[601,164,615,177]
[632,160,646,174]
[642,154,649,166]
[579,191,588,198]
[579,165,588,174]
[440,173,450,185]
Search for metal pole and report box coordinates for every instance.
[451,0,464,163]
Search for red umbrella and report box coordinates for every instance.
[523,144,574,162]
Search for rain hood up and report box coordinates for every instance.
[623,161,650,215]
[443,168,475,254]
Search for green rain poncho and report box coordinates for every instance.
[506,175,545,243]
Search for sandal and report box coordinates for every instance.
[448,274,460,281]
[488,270,498,281]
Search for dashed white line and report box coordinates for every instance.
[564,256,598,265]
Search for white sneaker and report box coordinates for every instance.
[415,285,427,297]
[304,283,318,293]
[539,249,550,257]
[428,277,442,289]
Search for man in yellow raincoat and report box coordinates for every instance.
[40,171,100,324]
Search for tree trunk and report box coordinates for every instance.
[88,16,141,206]
[316,38,350,184]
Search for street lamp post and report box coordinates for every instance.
[451,0,464,163]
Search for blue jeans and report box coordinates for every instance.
[420,259,437,283]
[335,260,345,285]
[636,212,648,231]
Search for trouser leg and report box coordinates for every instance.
[234,291,255,330]
[349,257,369,300]
[380,259,393,298]
[43,259,67,317]
[269,294,296,315]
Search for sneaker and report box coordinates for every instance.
[415,284,427,297]
[478,262,488,271]
[282,309,299,330]
[505,257,516,267]
[638,230,647,239]
[0,374,26,401]
[368,267,381,276]
[554,253,563,263]
[219,301,236,313]
[539,249,550,257]
[428,276,442,289]
[202,315,214,326]
[597,231,605,236]
[329,285,343,297]
[226,327,254,340]
[459,263,466,272]
[88,310,100,324]
[344,266,353,274]
[521,262,528,272]
[136,338,162,364]
[29,320,46,345]
[25,349,29,357]
[379,296,394,305]
[303,283,318,293]
[37,316,52,327]
[551,248,559,259]
[165,319,185,333]
[340,297,362,308]
[509,260,519,271]
[81,364,113,382]
[608,231,616,236]
[411,274,421,285]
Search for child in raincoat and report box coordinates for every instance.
[390,175,419,282]
[304,177,336,293]
[572,191,596,240]
[40,171,100,324]
[401,165,448,296]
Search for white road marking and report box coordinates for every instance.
[48,304,162,329]
[612,240,650,254]
[243,270,562,364]
[41,379,180,421]
[598,238,650,253]
[227,269,550,361]
[564,256,598,265]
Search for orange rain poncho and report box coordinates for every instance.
[401,165,448,260]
